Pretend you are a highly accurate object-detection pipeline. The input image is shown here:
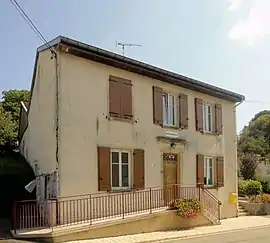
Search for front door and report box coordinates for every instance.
[163,153,178,205]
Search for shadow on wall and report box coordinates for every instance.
[0,152,35,219]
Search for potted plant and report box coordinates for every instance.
[170,198,202,218]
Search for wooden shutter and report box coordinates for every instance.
[195,98,203,132]
[109,78,121,118]
[216,156,224,187]
[133,149,145,190]
[97,147,111,191]
[179,93,188,129]
[153,86,163,126]
[196,154,204,187]
[121,81,133,119]
[215,104,223,135]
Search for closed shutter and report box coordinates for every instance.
[152,86,163,126]
[196,154,204,187]
[215,104,223,135]
[109,78,121,118]
[133,149,145,189]
[121,81,133,119]
[97,147,111,191]
[195,98,203,132]
[216,156,224,187]
[179,93,188,129]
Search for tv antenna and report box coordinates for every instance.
[116,42,142,56]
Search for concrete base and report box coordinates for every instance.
[12,210,212,243]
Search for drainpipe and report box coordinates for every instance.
[233,97,245,217]
[50,47,60,198]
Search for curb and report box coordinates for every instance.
[139,224,270,243]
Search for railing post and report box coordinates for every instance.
[89,194,92,225]
[13,201,17,234]
[149,187,152,214]
[198,185,201,200]
[122,192,125,219]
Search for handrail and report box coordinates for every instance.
[203,188,222,205]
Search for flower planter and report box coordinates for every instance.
[240,201,270,215]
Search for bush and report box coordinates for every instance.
[170,198,202,218]
[238,180,262,196]
[259,180,270,194]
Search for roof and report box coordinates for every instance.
[37,35,245,103]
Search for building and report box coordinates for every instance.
[18,36,244,227]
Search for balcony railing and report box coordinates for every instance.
[13,184,221,233]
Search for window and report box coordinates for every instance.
[204,157,214,186]
[163,93,178,126]
[203,104,212,132]
[111,150,130,190]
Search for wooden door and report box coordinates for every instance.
[163,153,178,205]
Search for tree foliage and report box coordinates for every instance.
[0,90,30,153]
[238,110,270,158]
[239,153,260,180]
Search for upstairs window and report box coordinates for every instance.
[203,104,213,133]
[162,93,178,127]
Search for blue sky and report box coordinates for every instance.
[0,0,269,132]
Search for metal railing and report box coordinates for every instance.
[13,184,220,232]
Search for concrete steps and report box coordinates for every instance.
[238,197,249,216]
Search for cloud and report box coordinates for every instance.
[228,0,243,11]
[228,0,270,45]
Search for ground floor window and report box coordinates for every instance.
[111,150,131,190]
[204,157,214,186]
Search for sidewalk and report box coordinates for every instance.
[69,216,270,243]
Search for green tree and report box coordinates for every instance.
[0,90,30,153]
[1,90,30,122]
[238,110,270,158]
[0,106,16,152]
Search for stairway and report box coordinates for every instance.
[238,196,249,217]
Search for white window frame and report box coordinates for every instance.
[162,92,178,127]
[203,103,213,133]
[204,156,214,187]
[111,149,131,190]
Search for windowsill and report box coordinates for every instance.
[163,125,179,130]
[110,188,135,193]
[204,185,218,189]
[108,115,134,123]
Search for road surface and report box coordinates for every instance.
[165,225,270,243]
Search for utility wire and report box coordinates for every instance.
[9,0,56,56]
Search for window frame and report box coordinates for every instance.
[162,92,178,127]
[110,149,131,190]
[204,156,214,187]
[202,103,213,133]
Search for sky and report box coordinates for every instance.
[0,0,269,133]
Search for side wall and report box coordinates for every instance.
[58,52,238,219]
[20,49,57,182]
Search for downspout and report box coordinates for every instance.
[233,97,244,217]
[51,47,60,198]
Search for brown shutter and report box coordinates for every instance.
[109,79,121,118]
[133,149,145,190]
[196,154,204,187]
[216,156,224,187]
[215,104,223,135]
[97,147,111,191]
[153,86,163,126]
[121,81,133,119]
[195,98,203,132]
[179,93,188,129]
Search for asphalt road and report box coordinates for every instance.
[165,226,270,243]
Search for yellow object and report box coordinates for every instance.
[228,192,237,204]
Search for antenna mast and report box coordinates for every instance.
[116,42,142,56]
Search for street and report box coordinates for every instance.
[165,226,270,243]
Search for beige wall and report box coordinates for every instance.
[57,52,238,219]
[20,49,57,175]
